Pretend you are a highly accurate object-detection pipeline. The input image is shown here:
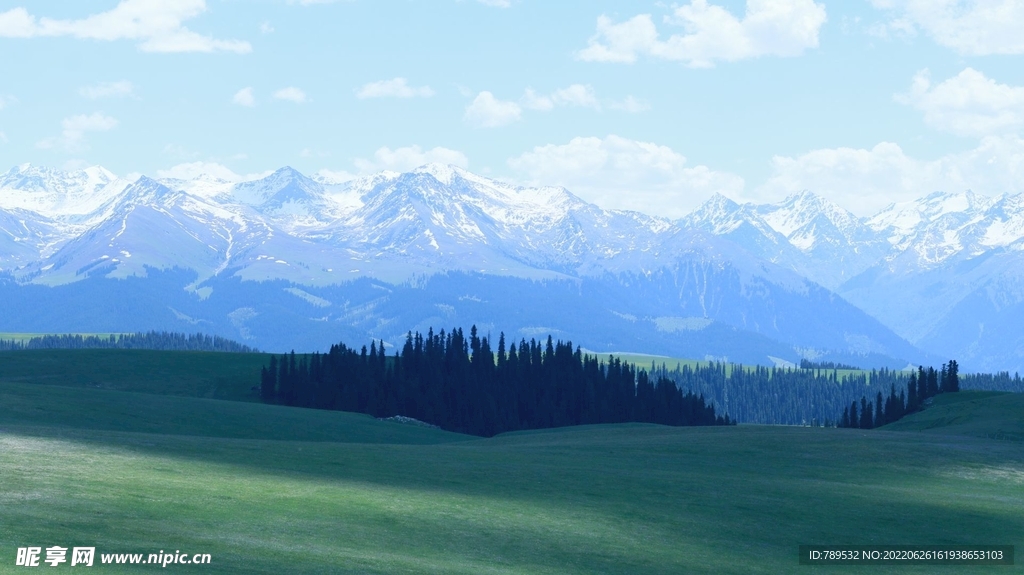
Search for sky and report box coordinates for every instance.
[1,0,1023,218]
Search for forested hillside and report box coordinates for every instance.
[0,331,256,353]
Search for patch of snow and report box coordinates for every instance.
[284,287,331,308]
[768,356,797,368]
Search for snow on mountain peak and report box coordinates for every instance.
[870,190,996,233]
[0,163,123,218]
[230,166,324,207]
[83,165,118,183]
[683,193,744,233]
[412,163,461,185]
[757,190,863,240]
[6,162,1024,301]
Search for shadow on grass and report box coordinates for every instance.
[3,383,1024,574]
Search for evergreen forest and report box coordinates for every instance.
[259,327,733,436]
[0,331,256,353]
[248,326,1022,433]
[836,362,960,429]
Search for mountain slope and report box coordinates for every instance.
[0,162,1003,369]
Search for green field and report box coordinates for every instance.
[884,390,1024,441]
[1,351,1022,573]
[0,349,268,401]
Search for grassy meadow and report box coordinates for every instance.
[885,390,1024,441]
[1,351,1022,573]
[0,349,267,401]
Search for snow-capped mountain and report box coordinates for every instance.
[834,190,1024,371]
[0,164,117,212]
[3,163,1024,372]
[676,187,1024,371]
[0,164,129,224]
[680,191,888,289]
[755,191,889,286]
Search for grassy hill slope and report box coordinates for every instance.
[2,376,1022,573]
[883,390,1024,441]
[0,349,268,401]
[0,381,467,444]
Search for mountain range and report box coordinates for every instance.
[1,162,1022,373]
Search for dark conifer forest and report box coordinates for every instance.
[255,325,1012,434]
[259,327,732,436]
[836,362,960,429]
[0,331,256,353]
[651,359,978,426]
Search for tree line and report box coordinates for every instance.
[838,361,959,429]
[0,331,256,353]
[959,370,1024,393]
[259,326,733,436]
[651,362,918,426]
[799,359,858,370]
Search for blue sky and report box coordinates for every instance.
[2,0,1023,217]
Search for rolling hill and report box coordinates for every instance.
[1,362,1021,574]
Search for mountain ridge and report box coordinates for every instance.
[2,162,1021,371]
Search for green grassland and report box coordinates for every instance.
[0,349,268,401]
[883,390,1024,441]
[1,351,1022,574]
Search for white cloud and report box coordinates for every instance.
[353,145,469,173]
[553,85,600,109]
[0,1,251,54]
[162,143,200,160]
[0,94,15,110]
[156,161,242,181]
[608,95,651,113]
[62,159,91,171]
[865,16,916,40]
[869,0,1024,55]
[233,87,256,107]
[259,21,274,34]
[315,168,357,184]
[79,80,135,99]
[464,91,522,128]
[896,68,1024,138]
[756,136,1024,215]
[273,87,307,104]
[36,112,118,151]
[521,84,600,111]
[0,131,7,144]
[576,0,827,67]
[356,78,434,99]
[476,0,511,7]
[520,89,554,111]
[507,135,744,218]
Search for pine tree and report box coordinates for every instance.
[261,355,278,403]
[948,360,960,392]
[860,397,873,429]
[874,391,884,428]
[907,372,918,411]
